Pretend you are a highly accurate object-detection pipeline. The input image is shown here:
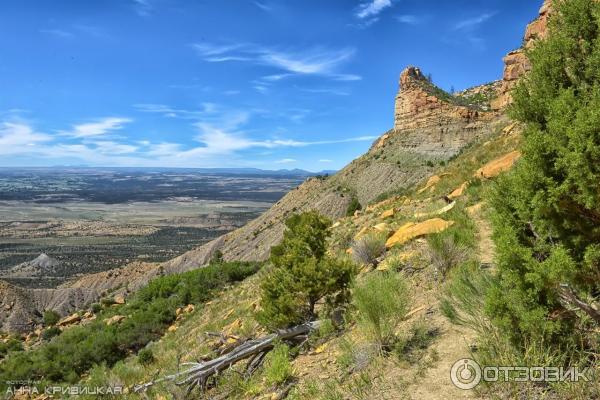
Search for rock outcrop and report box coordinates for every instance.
[492,0,553,110]
[389,66,501,159]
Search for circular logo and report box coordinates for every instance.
[450,358,482,390]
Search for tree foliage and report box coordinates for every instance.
[257,212,355,329]
[486,0,600,348]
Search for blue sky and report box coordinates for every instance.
[0,0,541,170]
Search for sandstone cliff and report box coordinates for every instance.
[492,0,553,109]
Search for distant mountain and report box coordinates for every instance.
[0,167,337,177]
[0,253,61,278]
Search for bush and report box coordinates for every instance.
[353,272,410,350]
[41,326,61,341]
[138,348,155,366]
[0,338,23,358]
[43,310,61,326]
[346,197,362,217]
[0,261,260,388]
[257,212,356,329]
[263,343,293,387]
[90,303,102,314]
[487,0,600,351]
[351,233,386,266]
[426,234,469,279]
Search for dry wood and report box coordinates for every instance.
[134,320,321,394]
[558,284,600,324]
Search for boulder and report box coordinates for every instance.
[448,182,469,199]
[58,313,81,327]
[380,208,395,219]
[104,315,126,326]
[418,175,441,194]
[475,151,521,179]
[386,218,455,248]
[113,294,126,304]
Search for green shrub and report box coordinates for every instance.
[426,234,469,279]
[41,326,61,341]
[43,310,61,326]
[353,272,410,350]
[0,261,260,388]
[263,343,293,386]
[90,303,102,314]
[257,212,356,329]
[346,196,362,217]
[351,233,386,266]
[137,348,155,366]
[486,0,600,351]
[0,338,23,358]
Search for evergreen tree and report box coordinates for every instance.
[257,211,355,329]
[487,0,600,348]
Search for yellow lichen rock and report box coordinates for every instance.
[413,201,456,219]
[448,181,469,199]
[104,315,126,326]
[380,208,395,219]
[417,175,441,194]
[58,313,81,327]
[386,218,454,248]
[475,151,521,179]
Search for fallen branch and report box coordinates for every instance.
[558,284,600,324]
[134,320,321,394]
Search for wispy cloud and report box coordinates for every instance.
[40,29,73,38]
[395,14,424,25]
[132,0,152,16]
[253,1,273,12]
[60,117,132,138]
[0,122,52,154]
[355,0,393,19]
[192,42,359,80]
[319,159,333,163]
[276,158,297,164]
[453,12,497,30]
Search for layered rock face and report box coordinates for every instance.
[492,0,552,110]
[390,66,500,158]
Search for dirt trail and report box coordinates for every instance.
[406,202,495,399]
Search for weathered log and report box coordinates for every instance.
[134,320,321,394]
[558,284,600,324]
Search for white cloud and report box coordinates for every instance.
[319,159,333,163]
[356,0,392,19]
[40,29,73,38]
[133,0,152,16]
[60,117,132,138]
[193,42,359,80]
[454,12,496,30]
[396,15,422,25]
[276,158,297,164]
[0,122,53,154]
[253,1,273,12]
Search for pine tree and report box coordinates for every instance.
[486,0,600,348]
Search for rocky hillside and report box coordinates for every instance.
[0,0,551,334]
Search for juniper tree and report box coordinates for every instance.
[257,211,355,329]
[487,0,600,348]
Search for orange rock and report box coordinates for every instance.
[386,218,454,248]
[448,182,469,199]
[58,313,81,327]
[380,208,395,219]
[223,318,242,336]
[418,175,441,194]
[475,151,521,179]
[167,325,178,333]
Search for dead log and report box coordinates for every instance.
[134,320,321,394]
[558,284,600,324]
